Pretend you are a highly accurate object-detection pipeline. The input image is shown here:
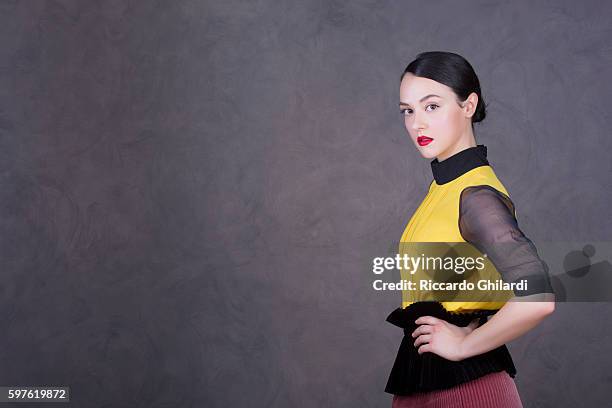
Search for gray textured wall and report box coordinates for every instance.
[1,1,611,407]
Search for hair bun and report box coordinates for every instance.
[472,100,487,123]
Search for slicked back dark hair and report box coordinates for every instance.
[401,51,486,127]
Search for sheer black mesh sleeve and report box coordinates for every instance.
[458,185,554,297]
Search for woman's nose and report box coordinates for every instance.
[410,114,426,132]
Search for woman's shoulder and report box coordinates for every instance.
[457,165,511,197]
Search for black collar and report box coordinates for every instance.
[430,144,489,185]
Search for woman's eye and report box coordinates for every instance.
[400,105,439,116]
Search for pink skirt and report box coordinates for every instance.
[391,370,523,408]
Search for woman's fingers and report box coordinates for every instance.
[417,343,432,354]
[414,334,432,348]
[411,324,434,338]
[410,317,474,360]
[412,316,442,338]
[414,316,440,326]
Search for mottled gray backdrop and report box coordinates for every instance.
[1,1,611,407]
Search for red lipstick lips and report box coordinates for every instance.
[417,136,433,146]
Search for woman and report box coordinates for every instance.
[386,51,556,408]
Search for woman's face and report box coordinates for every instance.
[399,73,477,161]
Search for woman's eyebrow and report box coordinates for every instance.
[399,94,442,107]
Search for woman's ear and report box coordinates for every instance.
[463,92,479,119]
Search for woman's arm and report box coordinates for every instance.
[412,294,555,361]
[458,296,554,359]
[413,185,556,361]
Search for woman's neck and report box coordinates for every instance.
[437,131,477,162]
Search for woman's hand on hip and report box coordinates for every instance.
[412,316,480,361]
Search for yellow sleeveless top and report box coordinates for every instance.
[399,164,516,312]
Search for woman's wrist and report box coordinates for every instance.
[458,329,477,360]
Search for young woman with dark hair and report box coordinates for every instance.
[385,51,556,408]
